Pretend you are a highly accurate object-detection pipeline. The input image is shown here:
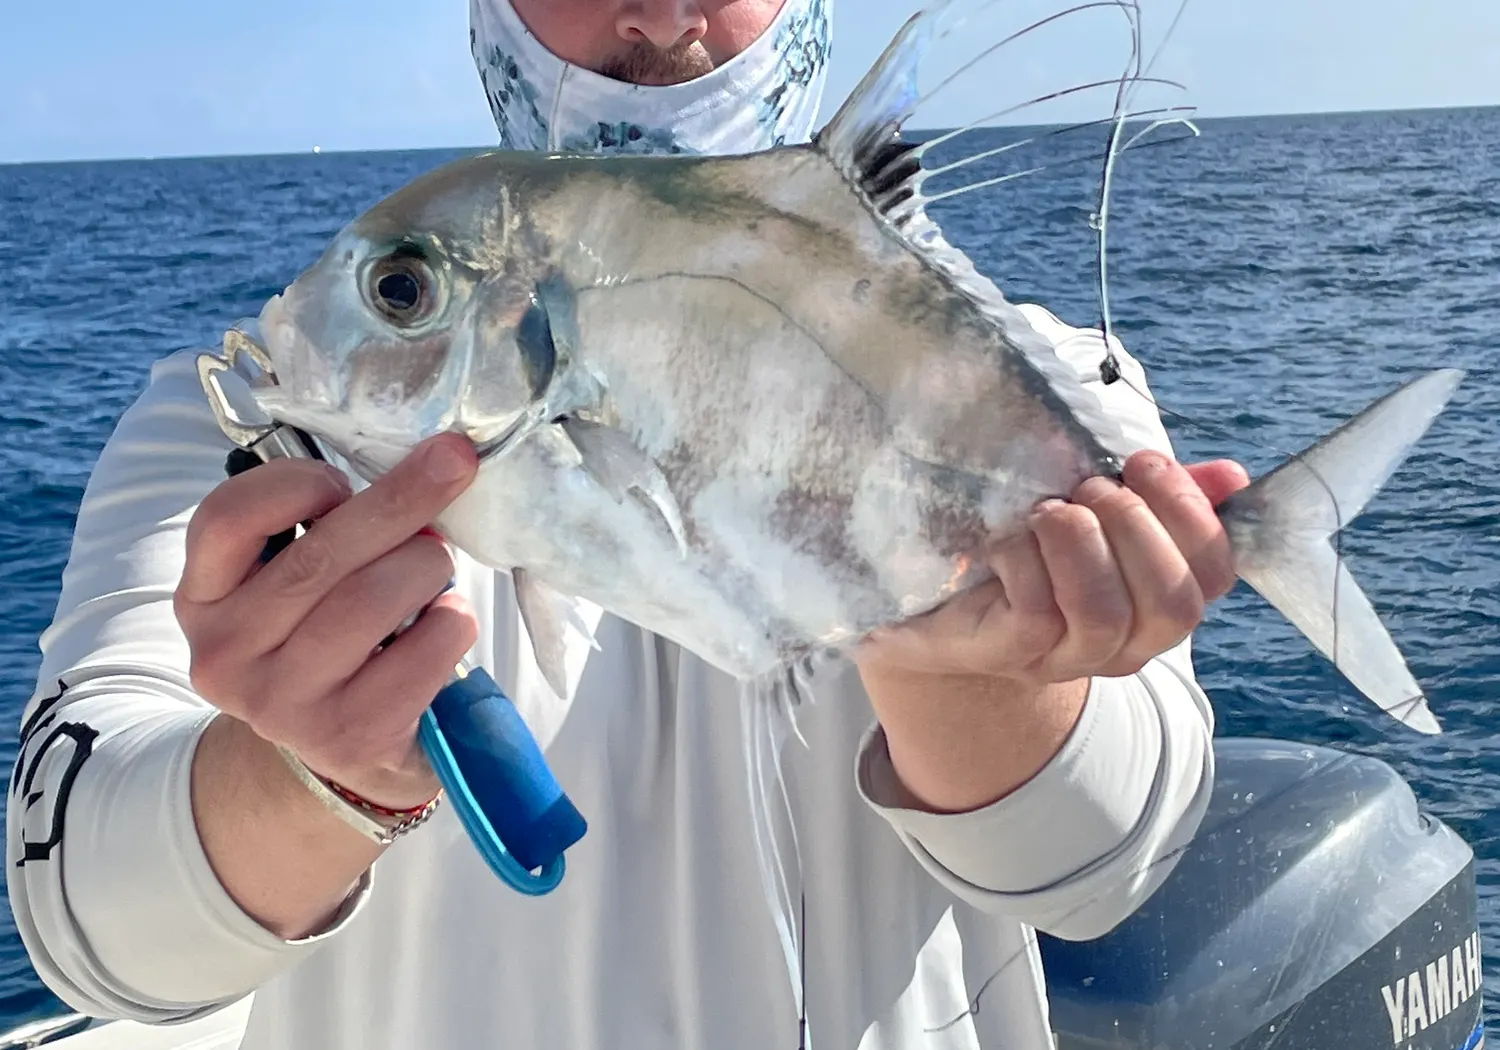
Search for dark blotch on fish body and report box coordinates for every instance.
[627,154,846,251]
[517,292,557,399]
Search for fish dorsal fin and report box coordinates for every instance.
[815,5,938,190]
[812,0,1139,463]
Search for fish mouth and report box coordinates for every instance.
[235,291,592,471]
[232,296,507,467]
[472,410,547,463]
[473,406,592,464]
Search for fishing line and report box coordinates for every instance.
[877,5,1437,1027]
[880,0,1329,505]
[921,658,1310,1040]
[866,0,1198,211]
[889,26,1434,1003]
[868,9,1432,1018]
[778,670,813,1048]
[920,808,1331,1038]
[1060,0,1442,719]
[740,673,814,1049]
[1074,0,1375,678]
[921,840,1200,1034]
[795,0,1435,1036]
[797,891,810,1050]
[1104,0,1440,864]
[920,667,1442,1042]
[1125,0,1196,113]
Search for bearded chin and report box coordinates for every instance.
[597,41,716,86]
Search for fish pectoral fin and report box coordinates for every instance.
[562,418,689,558]
[514,567,600,701]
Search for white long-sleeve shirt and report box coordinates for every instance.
[6,305,1214,1050]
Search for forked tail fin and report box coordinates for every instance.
[1217,368,1465,735]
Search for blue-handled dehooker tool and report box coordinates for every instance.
[198,328,586,896]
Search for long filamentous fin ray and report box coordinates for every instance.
[909,116,1199,208]
[811,0,1201,466]
[818,0,1141,163]
[904,92,1191,186]
[818,0,1194,205]
[1218,368,1465,734]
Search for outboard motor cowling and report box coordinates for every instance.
[1040,738,1484,1050]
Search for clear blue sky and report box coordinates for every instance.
[3,0,1497,164]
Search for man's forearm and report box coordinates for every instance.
[191,715,386,940]
[859,667,1090,814]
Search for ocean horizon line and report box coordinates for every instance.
[3,101,1496,169]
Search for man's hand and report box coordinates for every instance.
[859,451,1250,682]
[854,451,1251,814]
[175,432,481,809]
[174,432,480,938]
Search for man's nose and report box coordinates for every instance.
[616,0,708,50]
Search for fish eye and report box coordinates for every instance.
[365,250,437,326]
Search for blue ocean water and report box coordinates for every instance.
[0,106,1495,1035]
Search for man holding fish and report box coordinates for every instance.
[12,0,1453,1047]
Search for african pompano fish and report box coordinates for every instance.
[245,2,1461,734]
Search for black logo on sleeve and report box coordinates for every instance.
[12,680,99,867]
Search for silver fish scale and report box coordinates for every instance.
[248,132,1122,682]
[374,151,1114,678]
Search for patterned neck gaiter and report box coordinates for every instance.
[468,0,832,156]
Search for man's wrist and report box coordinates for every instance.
[276,745,443,845]
[190,713,389,939]
[858,665,1091,815]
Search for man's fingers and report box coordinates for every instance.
[858,454,1255,684]
[318,593,481,772]
[1125,451,1239,601]
[1030,495,1133,669]
[270,531,457,697]
[1076,474,1203,670]
[227,433,477,650]
[983,529,1064,662]
[179,459,352,606]
[857,577,1006,673]
[1183,458,1252,509]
